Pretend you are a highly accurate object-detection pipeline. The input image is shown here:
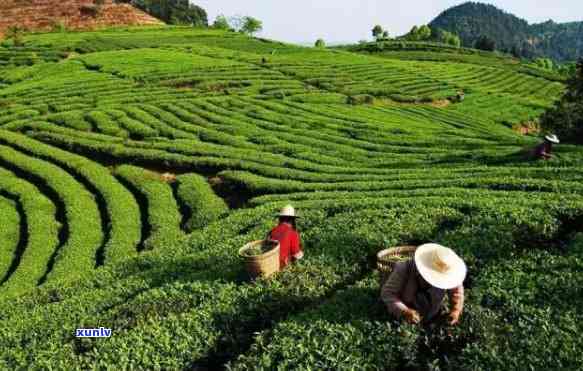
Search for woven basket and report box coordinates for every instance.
[377,245,417,287]
[239,240,280,279]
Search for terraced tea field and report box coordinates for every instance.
[0,27,581,369]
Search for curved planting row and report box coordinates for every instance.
[0,197,20,285]
[248,187,583,206]
[0,143,102,283]
[218,170,583,196]
[0,27,578,370]
[0,131,142,265]
[1,195,580,368]
[175,173,229,231]
[0,167,59,297]
[15,97,541,172]
[114,165,185,251]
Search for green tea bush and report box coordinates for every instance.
[453,250,583,369]
[231,278,420,370]
[114,165,185,251]
[176,173,228,231]
[0,144,101,284]
[0,170,58,297]
[0,131,141,265]
[0,26,578,369]
[0,198,20,283]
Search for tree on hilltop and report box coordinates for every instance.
[213,14,230,30]
[372,25,384,41]
[540,59,583,144]
[226,15,263,35]
[315,39,326,48]
[404,25,432,41]
[417,25,431,40]
[434,28,461,47]
[241,16,263,36]
[228,16,245,32]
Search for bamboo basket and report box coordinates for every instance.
[377,245,417,287]
[239,240,280,279]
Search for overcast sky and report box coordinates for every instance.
[195,0,583,44]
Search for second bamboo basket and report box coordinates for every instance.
[377,245,417,287]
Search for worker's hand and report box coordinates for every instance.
[402,309,421,324]
[448,311,461,326]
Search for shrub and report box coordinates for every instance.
[114,165,185,251]
[176,173,228,231]
[540,59,583,144]
[347,94,375,105]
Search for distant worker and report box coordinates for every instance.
[532,134,560,160]
[456,90,465,102]
[381,243,466,326]
[268,205,303,269]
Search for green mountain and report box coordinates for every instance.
[429,1,583,61]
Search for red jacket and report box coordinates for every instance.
[269,223,303,269]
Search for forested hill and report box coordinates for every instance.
[429,2,583,62]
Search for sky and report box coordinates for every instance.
[195,0,583,44]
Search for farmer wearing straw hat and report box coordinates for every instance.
[268,205,304,269]
[532,134,560,160]
[381,244,466,325]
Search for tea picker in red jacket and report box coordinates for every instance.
[381,243,466,326]
[268,205,304,269]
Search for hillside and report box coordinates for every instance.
[430,2,583,61]
[0,27,581,369]
[0,0,162,36]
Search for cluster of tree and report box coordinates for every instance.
[429,2,583,61]
[403,25,431,41]
[372,25,390,41]
[540,59,583,144]
[368,24,461,47]
[114,0,208,26]
[435,29,461,47]
[401,25,461,47]
[212,15,263,36]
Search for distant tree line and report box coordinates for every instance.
[402,25,461,47]
[370,24,461,47]
[114,0,208,26]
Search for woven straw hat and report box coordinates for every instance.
[545,134,560,144]
[278,205,298,218]
[414,243,467,290]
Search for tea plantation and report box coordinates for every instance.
[0,27,582,369]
